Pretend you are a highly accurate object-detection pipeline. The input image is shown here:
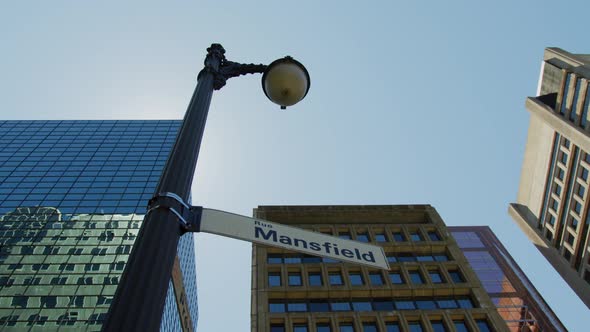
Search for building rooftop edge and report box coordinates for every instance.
[0,119,182,121]
[545,47,590,68]
[255,204,433,211]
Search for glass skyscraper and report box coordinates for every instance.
[0,120,198,331]
[450,226,565,331]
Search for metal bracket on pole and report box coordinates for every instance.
[147,192,202,233]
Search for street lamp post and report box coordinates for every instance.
[103,44,310,331]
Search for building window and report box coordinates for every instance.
[267,254,282,264]
[51,277,67,285]
[77,277,93,285]
[269,303,285,313]
[0,277,14,287]
[385,323,401,332]
[302,255,322,263]
[560,152,568,164]
[270,324,285,332]
[429,270,444,284]
[434,254,450,262]
[547,215,556,226]
[108,295,480,315]
[329,273,344,286]
[392,231,405,241]
[323,257,340,263]
[288,273,302,286]
[389,252,451,262]
[339,323,354,332]
[339,232,352,240]
[268,273,281,287]
[546,230,554,242]
[293,324,308,332]
[373,300,394,310]
[352,301,372,311]
[475,320,492,332]
[430,321,447,332]
[284,256,302,264]
[457,298,474,308]
[317,323,332,332]
[11,296,28,308]
[308,272,323,286]
[577,184,585,198]
[409,271,424,284]
[574,201,582,214]
[448,270,465,283]
[557,168,565,180]
[581,168,589,181]
[408,321,423,332]
[389,272,405,284]
[427,231,441,241]
[40,296,57,308]
[570,217,579,229]
[27,314,48,326]
[551,199,559,212]
[555,184,562,196]
[416,300,436,309]
[375,233,387,242]
[362,323,378,332]
[287,302,308,312]
[395,300,416,310]
[566,233,575,246]
[356,232,370,242]
[309,301,330,312]
[349,272,364,286]
[409,231,423,242]
[57,312,77,326]
[369,272,384,286]
[24,277,40,285]
[564,249,572,261]
[453,321,469,332]
[331,301,351,311]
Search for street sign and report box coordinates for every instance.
[199,208,390,270]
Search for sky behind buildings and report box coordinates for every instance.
[1,1,590,330]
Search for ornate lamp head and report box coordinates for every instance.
[262,56,310,109]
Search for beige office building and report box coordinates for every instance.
[251,205,507,332]
[509,47,590,309]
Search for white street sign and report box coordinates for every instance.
[199,208,390,270]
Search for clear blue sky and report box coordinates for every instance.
[1,1,589,330]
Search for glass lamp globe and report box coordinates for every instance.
[262,56,310,109]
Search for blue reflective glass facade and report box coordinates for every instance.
[451,226,566,331]
[0,120,197,331]
[160,232,199,331]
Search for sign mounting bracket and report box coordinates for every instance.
[147,192,202,233]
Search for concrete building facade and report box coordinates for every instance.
[509,47,590,309]
[449,227,565,331]
[0,120,198,331]
[251,205,507,332]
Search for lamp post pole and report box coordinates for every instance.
[103,44,309,331]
